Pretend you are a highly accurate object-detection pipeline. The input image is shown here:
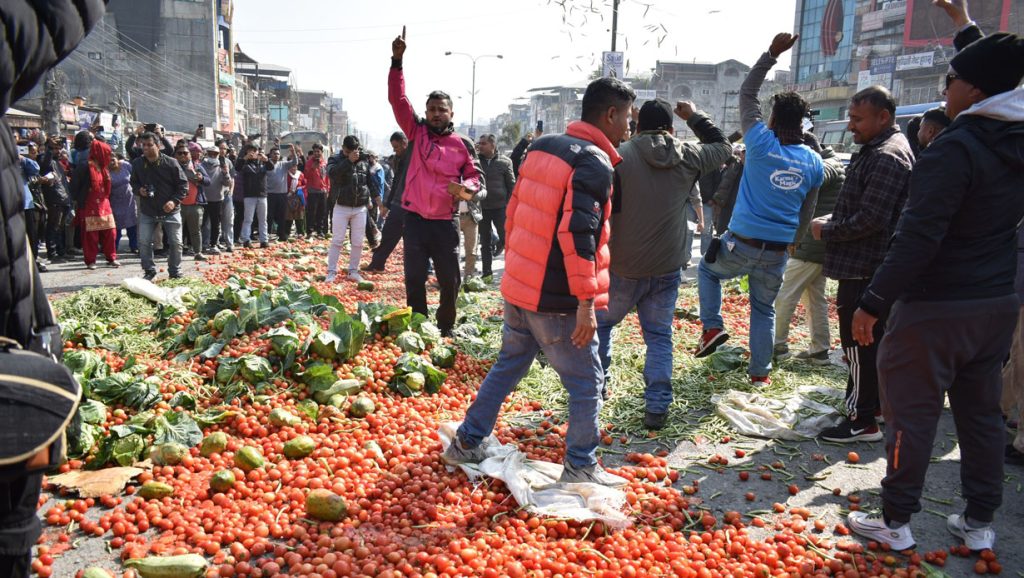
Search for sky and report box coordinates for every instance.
[232,0,798,151]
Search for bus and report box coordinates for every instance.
[279,130,332,156]
[814,101,944,162]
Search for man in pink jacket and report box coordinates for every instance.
[389,27,486,336]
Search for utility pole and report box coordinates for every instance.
[611,0,619,51]
[42,68,61,136]
[445,52,503,138]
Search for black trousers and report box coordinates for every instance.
[837,278,886,423]
[878,295,1018,524]
[479,207,506,277]
[232,199,244,242]
[369,205,406,269]
[306,190,328,236]
[45,203,68,257]
[268,194,288,240]
[203,201,223,250]
[0,471,43,578]
[404,213,460,334]
[23,209,42,259]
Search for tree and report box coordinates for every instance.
[498,120,523,151]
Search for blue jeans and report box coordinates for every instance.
[597,270,681,413]
[241,197,268,244]
[138,212,182,275]
[698,231,787,377]
[457,302,603,468]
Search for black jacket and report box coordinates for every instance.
[327,153,380,208]
[1,0,106,349]
[860,26,1024,316]
[385,146,412,209]
[511,137,530,178]
[38,153,70,207]
[129,154,188,217]
[479,153,515,210]
[238,159,272,198]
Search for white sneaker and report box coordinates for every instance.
[324,273,336,283]
[947,514,995,551]
[847,512,916,551]
[348,271,364,284]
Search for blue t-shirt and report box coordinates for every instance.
[728,122,824,243]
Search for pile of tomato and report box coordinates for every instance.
[33,240,1002,578]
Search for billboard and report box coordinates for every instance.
[904,0,1011,47]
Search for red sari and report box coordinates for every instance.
[81,141,117,266]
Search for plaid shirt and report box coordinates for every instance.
[822,126,914,279]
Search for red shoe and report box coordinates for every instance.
[695,328,729,358]
[751,375,772,386]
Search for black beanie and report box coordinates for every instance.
[950,32,1024,97]
[637,98,674,132]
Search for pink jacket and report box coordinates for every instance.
[388,64,484,220]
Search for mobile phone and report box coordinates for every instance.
[144,123,158,133]
[536,120,544,133]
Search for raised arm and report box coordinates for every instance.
[740,33,798,134]
[388,26,417,137]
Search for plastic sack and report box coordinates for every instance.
[121,277,192,310]
[438,422,631,529]
[711,386,844,441]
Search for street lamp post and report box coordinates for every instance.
[444,51,503,137]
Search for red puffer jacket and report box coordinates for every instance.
[501,121,621,313]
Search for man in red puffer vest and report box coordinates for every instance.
[442,76,636,487]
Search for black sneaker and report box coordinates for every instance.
[820,419,883,443]
[795,349,831,365]
[774,343,791,360]
[143,270,157,281]
[169,271,182,280]
[643,411,667,430]
[1006,444,1024,466]
[260,242,269,249]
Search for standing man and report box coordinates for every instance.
[846,0,1024,552]
[176,143,210,262]
[1,6,107,576]
[389,27,486,336]
[39,137,72,262]
[131,133,187,280]
[598,98,732,428]
[811,86,913,443]
[773,141,846,363]
[916,106,951,150]
[303,143,330,238]
[325,135,379,284]
[443,76,635,487]
[476,133,515,279]
[694,33,824,385]
[364,131,411,272]
[200,145,229,254]
[238,144,272,249]
[265,145,298,242]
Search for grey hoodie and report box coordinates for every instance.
[609,115,732,278]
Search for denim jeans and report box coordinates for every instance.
[698,230,787,377]
[457,302,603,468]
[327,204,367,275]
[138,211,182,275]
[597,270,681,413]
[241,197,267,244]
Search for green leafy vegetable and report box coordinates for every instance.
[153,411,204,448]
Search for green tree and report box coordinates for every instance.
[498,120,523,150]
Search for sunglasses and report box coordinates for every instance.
[176,151,190,156]
[945,72,962,89]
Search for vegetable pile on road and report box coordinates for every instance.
[33,241,993,578]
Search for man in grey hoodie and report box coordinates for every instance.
[597,99,732,428]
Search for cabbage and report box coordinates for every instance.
[395,331,425,353]
[430,345,456,369]
[213,309,237,332]
[237,354,273,384]
[265,327,299,357]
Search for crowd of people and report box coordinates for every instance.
[2,0,1024,575]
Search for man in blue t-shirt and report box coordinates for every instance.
[694,32,825,384]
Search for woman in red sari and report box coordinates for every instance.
[80,140,119,269]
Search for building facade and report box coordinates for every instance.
[791,0,1023,120]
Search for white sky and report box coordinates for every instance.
[232,0,797,150]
